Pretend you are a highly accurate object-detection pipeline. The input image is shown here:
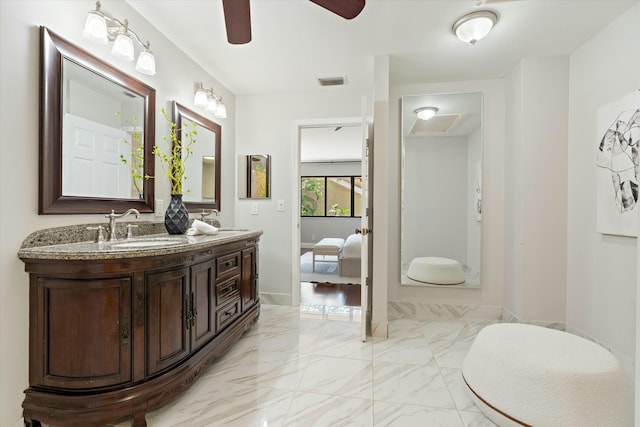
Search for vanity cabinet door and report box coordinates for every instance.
[241,247,258,311]
[146,268,190,376]
[190,260,216,351]
[32,277,132,389]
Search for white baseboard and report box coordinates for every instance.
[259,292,292,305]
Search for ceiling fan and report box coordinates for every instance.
[221,0,366,44]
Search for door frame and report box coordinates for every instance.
[291,117,367,307]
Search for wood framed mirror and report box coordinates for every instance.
[173,102,221,211]
[39,26,155,214]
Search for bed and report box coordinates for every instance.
[338,233,362,277]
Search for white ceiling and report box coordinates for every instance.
[126,0,638,96]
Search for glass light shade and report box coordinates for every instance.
[194,88,208,108]
[453,11,497,44]
[135,50,156,75]
[214,102,227,119]
[416,107,438,121]
[83,12,108,44]
[111,33,134,61]
[206,96,219,113]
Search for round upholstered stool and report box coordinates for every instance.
[406,257,464,285]
[462,323,633,427]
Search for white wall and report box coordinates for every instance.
[388,79,506,307]
[566,3,640,377]
[504,56,570,324]
[235,88,372,305]
[0,1,235,425]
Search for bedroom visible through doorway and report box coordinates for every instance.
[299,124,363,309]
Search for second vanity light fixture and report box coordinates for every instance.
[415,106,439,121]
[452,10,498,45]
[83,1,156,75]
[194,83,227,119]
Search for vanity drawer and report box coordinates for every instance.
[215,275,240,306]
[216,252,241,279]
[216,298,240,332]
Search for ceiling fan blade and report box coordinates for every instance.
[222,0,251,44]
[308,0,365,20]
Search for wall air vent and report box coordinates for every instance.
[317,76,345,87]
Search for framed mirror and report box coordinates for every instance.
[173,102,221,211]
[238,155,271,199]
[39,27,155,214]
[400,92,483,288]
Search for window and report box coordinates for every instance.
[301,176,362,217]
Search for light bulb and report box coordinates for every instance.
[194,86,208,108]
[111,33,134,61]
[453,10,498,44]
[415,107,438,121]
[135,50,156,75]
[83,12,108,44]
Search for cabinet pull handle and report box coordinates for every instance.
[185,297,191,329]
[190,292,197,328]
[121,315,129,349]
[122,328,129,348]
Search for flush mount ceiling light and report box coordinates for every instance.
[193,83,227,119]
[415,107,439,121]
[452,10,498,45]
[83,1,156,75]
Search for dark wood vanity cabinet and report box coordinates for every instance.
[20,235,260,427]
[31,277,133,390]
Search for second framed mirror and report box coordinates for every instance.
[173,102,221,211]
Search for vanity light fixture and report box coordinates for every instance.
[193,82,227,119]
[452,10,498,45]
[415,106,439,121]
[83,1,157,75]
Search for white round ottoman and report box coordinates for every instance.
[462,323,633,427]
[406,257,464,285]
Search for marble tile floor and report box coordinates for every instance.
[108,304,498,427]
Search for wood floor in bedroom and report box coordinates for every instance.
[300,281,361,307]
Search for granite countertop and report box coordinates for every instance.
[18,222,262,261]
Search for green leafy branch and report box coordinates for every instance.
[154,108,198,195]
[116,112,148,197]
[301,178,324,216]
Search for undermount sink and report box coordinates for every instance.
[109,237,187,249]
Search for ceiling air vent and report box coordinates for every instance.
[318,76,345,87]
[409,114,465,136]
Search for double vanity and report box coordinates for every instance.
[18,223,261,427]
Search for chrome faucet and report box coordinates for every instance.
[200,209,219,221]
[105,209,141,241]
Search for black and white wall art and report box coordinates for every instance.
[596,90,640,237]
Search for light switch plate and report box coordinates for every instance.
[251,203,259,215]
[277,199,285,211]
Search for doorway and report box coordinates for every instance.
[297,122,363,310]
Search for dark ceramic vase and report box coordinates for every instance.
[165,194,189,234]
